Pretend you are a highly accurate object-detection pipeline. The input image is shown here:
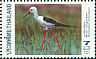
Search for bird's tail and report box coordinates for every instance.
[55,23,78,28]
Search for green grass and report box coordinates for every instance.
[15,5,81,55]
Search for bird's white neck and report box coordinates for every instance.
[33,10,39,19]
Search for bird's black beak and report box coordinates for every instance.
[23,12,31,18]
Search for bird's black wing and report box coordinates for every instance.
[43,17,78,28]
[43,17,58,25]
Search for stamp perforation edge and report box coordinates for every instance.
[2,0,94,2]
[0,2,2,56]
[95,0,96,58]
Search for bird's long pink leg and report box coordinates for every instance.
[41,30,47,54]
[49,30,60,54]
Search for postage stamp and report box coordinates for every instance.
[0,0,95,58]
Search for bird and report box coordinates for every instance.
[23,7,78,54]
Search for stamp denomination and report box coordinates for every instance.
[0,0,95,58]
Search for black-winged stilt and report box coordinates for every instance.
[24,7,77,54]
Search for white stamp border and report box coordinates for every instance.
[1,0,95,58]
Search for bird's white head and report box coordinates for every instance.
[23,7,38,18]
[29,7,37,13]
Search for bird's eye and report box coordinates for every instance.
[31,9,32,11]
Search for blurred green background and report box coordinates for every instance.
[15,4,81,55]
